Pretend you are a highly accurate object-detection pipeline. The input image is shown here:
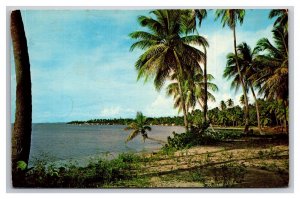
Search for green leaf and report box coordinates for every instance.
[17,161,27,171]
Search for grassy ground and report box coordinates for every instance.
[107,133,289,188]
[19,129,289,188]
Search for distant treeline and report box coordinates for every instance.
[67,116,184,126]
[68,98,287,128]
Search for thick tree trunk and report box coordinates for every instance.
[233,26,249,133]
[203,47,208,124]
[249,85,263,135]
[11,10,32,187]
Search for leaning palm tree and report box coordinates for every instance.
[124,112,151,142]
[124,112,165,144]
[215,9,250,133]
[129,10,208,131]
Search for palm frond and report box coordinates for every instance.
[125,129,140,143]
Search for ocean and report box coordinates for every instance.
[28,123,184,166]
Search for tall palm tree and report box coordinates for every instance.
[11,10,32,187]
[253,26,288,131]
[129,10,208,131]
[183,9,210,123]
[224,42,263,134]
[215,9,250,133]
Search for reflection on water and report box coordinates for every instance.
[29,123,184,166]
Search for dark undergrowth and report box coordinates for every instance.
[14,153,142,188]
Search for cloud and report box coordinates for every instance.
[11,10,275,123]
[144,95,179,117]
[100,106,121,117]
[99,106,135,118]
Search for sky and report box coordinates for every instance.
[10,9,275,123]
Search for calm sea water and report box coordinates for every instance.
[29,123,184,166]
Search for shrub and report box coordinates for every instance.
[19,153,140,188]
[163,124,243,150]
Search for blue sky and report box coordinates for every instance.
[11,9,275,123]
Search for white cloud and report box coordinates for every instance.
[203,24,274,110]
[99,106,135,118]
[100,106,121,117]
[144,95,179,117]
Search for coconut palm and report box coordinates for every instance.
[124,112,165,144]
[11,10,32,187]
[253,26,288,131]
[220,100,227,111]
[124,112,151,143]
[226,98,234,108]
[129,10,208,131]
[167,73,217,115]
[215,9,250,133]
[182,9,210,123]
[269,9,288,33]
[224,42,263,134]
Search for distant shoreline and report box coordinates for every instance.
[67,122,181,127]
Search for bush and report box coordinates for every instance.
[19,153,140,188]
[163,123,243,150]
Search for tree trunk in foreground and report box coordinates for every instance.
[11,10,32,187]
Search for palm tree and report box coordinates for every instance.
[269,9,288,33]
[124,112,165,144]
[166,71,217,116]
[253,26,288,131]
[240,94,248,106]
[215,9,250,133]
[124,112,151,142]
[224,42,263,134]
[183,9,210,123]
[220,100,227,111]
[226,98,234,108]
[129,10,208,131]
[11,10,32,187]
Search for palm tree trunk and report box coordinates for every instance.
[11,10,32,187]
[233,26,249,133]
[177,80,188,131]
[203,47,208,124]
[249,85,263,135]
[147,137,166,145]
[283,100,288,132]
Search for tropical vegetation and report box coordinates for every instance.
[11,9,289,188]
